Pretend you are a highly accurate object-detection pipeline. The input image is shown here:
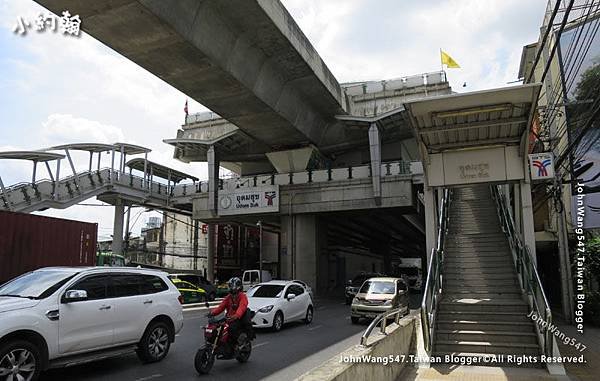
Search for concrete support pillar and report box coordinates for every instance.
[112,198,125,255]
[280,216,294,280]
[424,186,437,265]
[207,224,216,283]
[207,145,219,216]
[368,123,382,205]
[294,215,320,293]
[513,184,522,234]
[519,180,537,265]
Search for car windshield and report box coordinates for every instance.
[359,281,396,295]
[0,270,77,299]
[249,285,284,298]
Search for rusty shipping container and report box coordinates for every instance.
[0,210,98,283]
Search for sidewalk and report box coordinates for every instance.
[398,364,570,381]
[556,322,600,381]
[397,322,600,381]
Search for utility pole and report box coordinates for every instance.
[257,220,263,282]
[193,220,199,271]
[159,212,166,267]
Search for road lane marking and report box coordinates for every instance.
[134,374,162,381]
[308,324,323,331]
[253,342,269,349]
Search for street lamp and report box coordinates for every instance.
[256,220,263,282]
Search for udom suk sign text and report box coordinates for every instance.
[218,185,279,216]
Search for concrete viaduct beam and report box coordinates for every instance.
[35,0,345,148]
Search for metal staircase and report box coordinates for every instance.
[421,184,559,369]
[434,186,540,362]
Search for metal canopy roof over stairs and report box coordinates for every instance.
[404,84,541,154]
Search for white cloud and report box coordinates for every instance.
[41,113,125,146]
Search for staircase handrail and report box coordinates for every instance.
[491,185,553,357]
[420,188,451,355]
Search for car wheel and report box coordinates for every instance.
[195,346,214,374]
[303,306,313,324]
[137,321,171,363]
[272,311,284,332]
[0,340,42,381]
[351,316,360,324]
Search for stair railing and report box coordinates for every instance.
[420,188,451,355]
[491,185,553,357]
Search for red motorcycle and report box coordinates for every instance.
[195,306,254,374]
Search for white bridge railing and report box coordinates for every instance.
[1,161,422,212]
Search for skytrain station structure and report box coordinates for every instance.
[1,0,586,372]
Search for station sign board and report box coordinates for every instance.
[218,185,279,216]
[528,153,555,181]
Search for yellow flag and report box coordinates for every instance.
[441,50,460,68]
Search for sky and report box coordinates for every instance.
[0,0,548,239]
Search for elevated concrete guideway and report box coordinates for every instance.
[35,0,345,149]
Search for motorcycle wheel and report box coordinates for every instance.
[235,334,252,363]
[195,347,215,374]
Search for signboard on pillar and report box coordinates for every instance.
[217,224,239,266]
[528,153,555,181]
[218,185,279,216]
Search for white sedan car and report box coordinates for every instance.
[247,280,313,331]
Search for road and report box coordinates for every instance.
[42,293,422,380]
[42,298,366,381]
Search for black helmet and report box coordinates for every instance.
[228,277,243,294]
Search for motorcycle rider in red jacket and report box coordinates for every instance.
[209,277,249,343]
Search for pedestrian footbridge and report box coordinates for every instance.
[0,144,198,215]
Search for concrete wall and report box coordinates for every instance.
[296,316,416,381]
[163,213,208,271]
[193,176,415,220]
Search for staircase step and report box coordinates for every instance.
[444,279,518,288]
[437,320,534,332]
[444,265,515,274]
[432,352,542,367]
[439,299,528,313]
[444,273,517,281]
[444,267,515,274]
[437,310,532,323]
[435,340,540,355]
[447,230,505,236]
[446,236,507,243]
[436,329,538,344]
[444,249,511,256]
[444,286,523,294]
[444,257,513,265]
[442,291,523,299]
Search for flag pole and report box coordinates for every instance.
[440,48,445,81]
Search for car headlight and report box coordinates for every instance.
[258,305,274,313]
[383,300,392,306]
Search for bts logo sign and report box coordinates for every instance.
[528,153,555,180]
